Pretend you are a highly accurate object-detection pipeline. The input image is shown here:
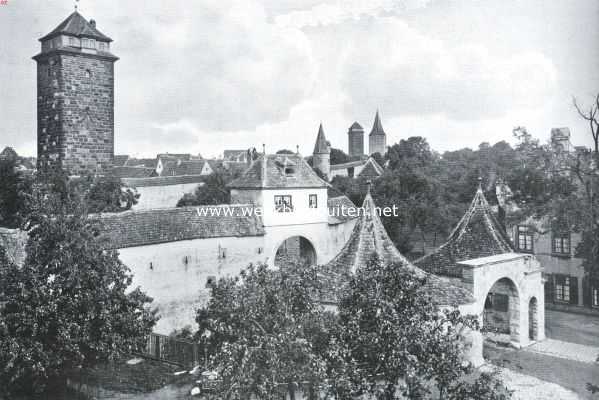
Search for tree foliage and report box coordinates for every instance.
[196,263,335,399]
[195,258,509,399]
[0,156,32,228]
[177,169,239,206]
[336,256,510,399]
[0,212,157,396]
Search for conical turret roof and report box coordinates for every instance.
[313,123,330,154]
[321,189,474,306]
[369,110,386,136]
[414,182,514,277]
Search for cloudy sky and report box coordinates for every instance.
[1,0,598,158]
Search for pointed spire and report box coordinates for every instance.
[370,110,386,136]
[313,123,330,154]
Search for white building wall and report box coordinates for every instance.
[132,183,201,210]
[118,235,267,334]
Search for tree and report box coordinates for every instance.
[276,149,295,154]
[336,256,510,399]
[196,263,335,399]
[177,169,238,206]
[0,211,157,397]
[574,94,599,154]
[0,156,32,228]
[330,148,351,165]
[71,173,140,213]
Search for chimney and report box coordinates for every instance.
[89,19,96,28]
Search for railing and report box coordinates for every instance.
[140,332,201,368]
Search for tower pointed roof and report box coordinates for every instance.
[313,123,330,154]
[40,11,112,42]
[369,110,386,136]
[414,182,514,277]
[321,188,474,306]
[349,121,363,131]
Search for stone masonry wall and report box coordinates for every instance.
[37,52,115,175]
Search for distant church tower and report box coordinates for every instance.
[369,110,387,156]
[312,123,330,179]
[347,122,364,157]
[33,11,118,175]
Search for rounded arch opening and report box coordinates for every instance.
[528,297,539,341]
[274,236,316,267]
[483,277,520,343]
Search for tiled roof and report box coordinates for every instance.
[369,110,386,136]
[40,11,112,42]
[95,206,265,249]
[330,160,366,170]
[223,150,248,162]
[321,192,474,306]
[160,160,209,176]
[414,185,514,277]
[121,175,205,188]
[113,155,129,167]
[349,122,363,131]
[357,157,384,178]
[313,124,330,154]
[157,154,192,161]
[112,166,156,179]
[327,195,357,224]
[126,158,158,169]
[228,154,328,189]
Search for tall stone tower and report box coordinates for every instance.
[369,110,387,156]
[347,122,364,157]
[33,11,118,175]
[312,123,330,179]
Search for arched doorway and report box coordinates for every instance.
[529,297,538,341]
[483,278,520,343]
[274,236,316,267]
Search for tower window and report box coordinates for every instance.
[85,69,92,79]
[82,38,96,49]
[309,194,317,208]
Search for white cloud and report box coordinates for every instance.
[339,18,558,122]
[83,0,317,132]
[275,0,433,28]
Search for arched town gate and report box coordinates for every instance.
[459,253,545,347]
[273,236,317,267]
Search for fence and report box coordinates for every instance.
[140,332,201,368]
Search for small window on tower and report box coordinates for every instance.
[85,70,92,79]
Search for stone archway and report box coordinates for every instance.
[528,297,538,341]
[274,236,316,267]
[483,277,520,343]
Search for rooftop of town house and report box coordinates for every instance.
[94,205,265,249]
[121,175,206,188]
[457,252,530,267]
[112,166,156,179]
[319,190,475,306]
[227,153,328,189]
[414,181,514,277]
